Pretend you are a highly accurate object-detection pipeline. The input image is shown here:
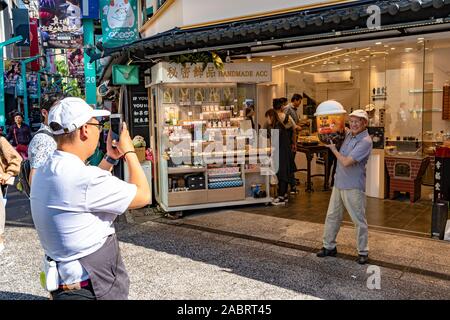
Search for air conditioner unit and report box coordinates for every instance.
[313,71,353,83]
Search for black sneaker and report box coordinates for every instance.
[316,247,337,258]
[290,188,298,195]
[272,196,286,206]
[357,255,369,265]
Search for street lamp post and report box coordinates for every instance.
[0,35,23,128]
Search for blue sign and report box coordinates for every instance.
[81,0,99,19]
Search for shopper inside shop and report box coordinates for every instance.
[266,101,296,205]
[317,109,372,265]
[273,98,298,195]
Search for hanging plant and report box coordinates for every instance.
[168,51,225,71]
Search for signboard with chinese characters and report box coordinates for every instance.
[434,147,450,202]
[39,0,83,48]
[131,92,149,128]
[100,0,139,48]
[150,62,272,85]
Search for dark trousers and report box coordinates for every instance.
[51,282,96,300]
[289,151,297,189]
[278,180,288,198]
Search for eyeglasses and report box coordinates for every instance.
[85,122,104,131]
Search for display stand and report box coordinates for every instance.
[148,62,272,213]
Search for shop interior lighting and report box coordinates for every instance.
[272,48,342,68]
[287,47,370,70]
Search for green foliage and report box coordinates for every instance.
[54,59,85,99]
[168,51,224,71]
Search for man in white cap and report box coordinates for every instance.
[317,109,373,264]
[365,104,379,126]
[30,97,150,299]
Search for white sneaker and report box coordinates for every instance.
[272,196,286,206]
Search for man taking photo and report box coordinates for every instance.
[30,97,150,300]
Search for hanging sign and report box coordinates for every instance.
[67,48,85,77]
[100,0,139,48]
[29,18,40,71]
[12,8,30,46]
[151,62,272,85]
[39,0,83,48]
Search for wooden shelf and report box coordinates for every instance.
[168,167,206,174]
[168,190,208,207]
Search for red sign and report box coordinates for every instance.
[30,18,39,71]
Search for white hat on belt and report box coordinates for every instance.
[349,109,369,121]
[49,97,111,135]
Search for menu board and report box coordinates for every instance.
[131,93,149,127]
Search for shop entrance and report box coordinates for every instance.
[238,31,450,237]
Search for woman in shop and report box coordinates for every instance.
[265,103,296,205]
[6,112,32,160]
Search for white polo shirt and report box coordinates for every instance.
[30,150,137,285]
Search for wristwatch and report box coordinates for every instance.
[104,154,120,166]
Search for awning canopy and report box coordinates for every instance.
[92,0,450,80]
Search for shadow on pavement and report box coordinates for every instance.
[0,291,48,300]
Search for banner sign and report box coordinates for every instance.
[81,0,99,19]
[39,0,83,48]
[29,18,40,71]
[67,48,85,77]
[4,61,21,95]
[100,0,139,48]
[12,8,31,46]
[151,63,272,85]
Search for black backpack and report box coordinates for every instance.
[17,129,54,197]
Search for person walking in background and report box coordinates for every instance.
[30,97,150,300]
[317,109,373,265]
[7,112,32,160]
[28,95,63,184]
[0,135,22,253]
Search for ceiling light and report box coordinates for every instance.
[391,47,396,50]
[418,37,424,41]
[259,59,264,62]
[375,42,382,45]
[271,55,276,58]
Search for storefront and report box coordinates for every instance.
[147,62,272,213]
[94,0,450,236]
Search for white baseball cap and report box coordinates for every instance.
[349,109,369,121]
[364,104,376,112]
[49,97,111,135]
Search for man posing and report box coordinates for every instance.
[317,110,373,265]
[31,97,150,299]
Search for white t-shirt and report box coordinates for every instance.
[30,150,137,285]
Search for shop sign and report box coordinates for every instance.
[131,92,149,127]
[67,48,84,77]
[39,0,83,48]
[29,18,40,71]
[12,8,30,47]
[100,0,139,48]
[112,65,139,85]
[151,62,272,84]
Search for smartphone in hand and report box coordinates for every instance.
[110,114,122,148]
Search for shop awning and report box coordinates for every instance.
[91,0,450,79]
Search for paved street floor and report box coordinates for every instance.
[1,187,449,300]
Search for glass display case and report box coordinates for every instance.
[149,77,272,213]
